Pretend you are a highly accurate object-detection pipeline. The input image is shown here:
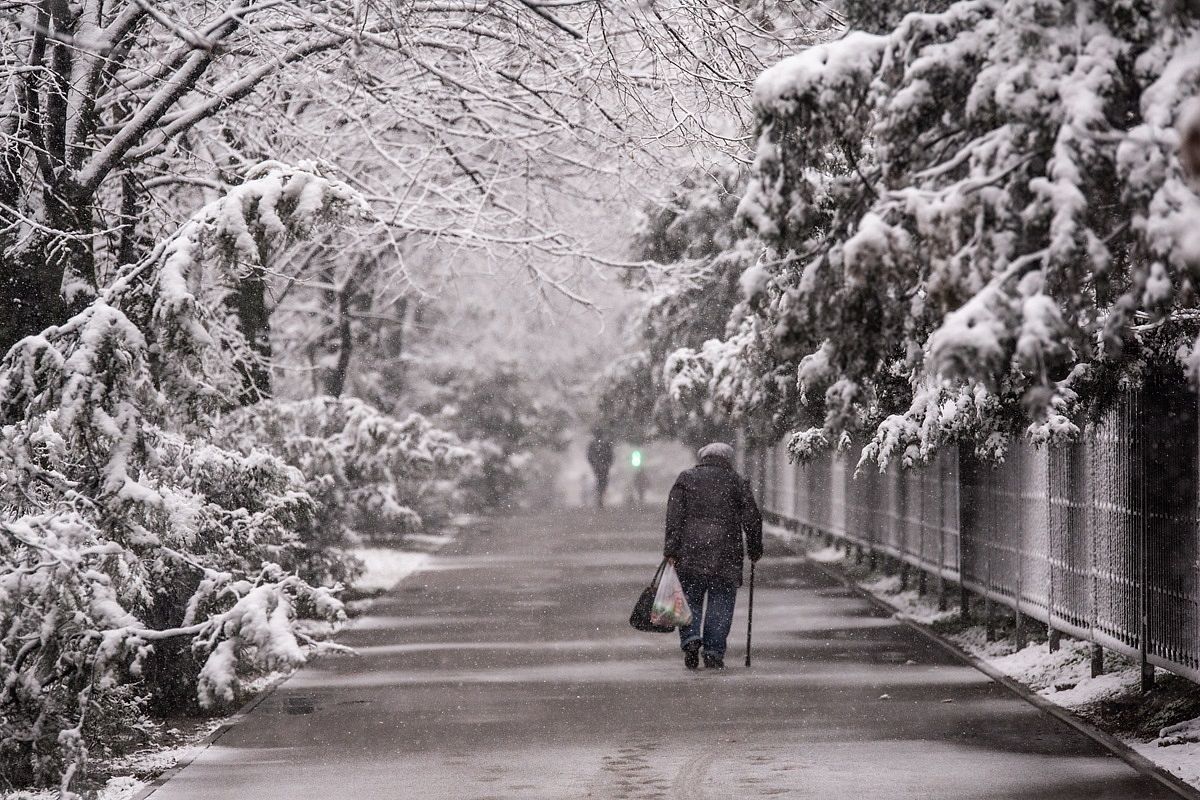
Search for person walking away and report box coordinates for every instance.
[663,442,763,669]
[631,464,648,509]
[586,431,615,509]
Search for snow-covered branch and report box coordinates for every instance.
[680,1,1200,466]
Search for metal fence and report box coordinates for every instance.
[743,381,1200,688]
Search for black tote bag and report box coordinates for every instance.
[629,560,676,633]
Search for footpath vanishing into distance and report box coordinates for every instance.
[144,509,1177,799]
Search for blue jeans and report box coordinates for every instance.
[677,572,738,659]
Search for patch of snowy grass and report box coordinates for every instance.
[808,545,845,564]
[1158,716,1200,747]
[959,636,1142,708]
[860,574,902,595]
[105,718,224,779]
[885,589,959,625]
[3,779,145,800]
[352,548,430,592]
[946,625,1016,660]
[858,574,960,625]
[1127,709,1200,790]
[1132,736,1200,791]
[98,776,144,800]
[1047,667,1144,708]
[1,718,225,800]
[763,524,802,547]
[765,522,850,564]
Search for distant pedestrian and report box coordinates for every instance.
[663,442,762,670]
[631,466,648,509]
[586,430,614,508]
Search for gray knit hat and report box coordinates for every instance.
[698,442,735,463]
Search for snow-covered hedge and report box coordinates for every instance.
[421,365,568,510]
[216,396,475,583]
[0,164,379,794]
[670,2,1200,467]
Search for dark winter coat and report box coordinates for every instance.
[663,454,763,586]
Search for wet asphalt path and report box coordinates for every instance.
[146,509,1175,799]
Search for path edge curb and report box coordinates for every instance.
[768,527,1200,800]
[129,672,285,800]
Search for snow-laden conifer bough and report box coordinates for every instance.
[665,2,1200,470]
[0,163,467,798]
[1184,97,1200,181]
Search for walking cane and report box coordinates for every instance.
[745,561,755,667]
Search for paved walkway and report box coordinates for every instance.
[147,510,1175,799]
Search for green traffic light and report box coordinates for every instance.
[631,450,642,468]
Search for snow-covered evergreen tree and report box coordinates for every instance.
[421,365,569,511]
[217,396,475,583]
[670,0,1200,467]
[598,167,759,446]
[0,164,372,793]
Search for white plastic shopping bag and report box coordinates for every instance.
[650,562,693,628]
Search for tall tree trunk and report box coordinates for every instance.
[0,183,96,355]
[323,285,354,397]
[232,270,273,403]
[0,239,71,356]
[118,170,149,268]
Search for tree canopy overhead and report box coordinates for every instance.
[0,0,836,353]
[669,0,1200,466]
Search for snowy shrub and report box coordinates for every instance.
[670,1,1200,466]
[423,365,568,510]
[216,397,475,581]
[1184,97,1200,181]
[0,163,365,794]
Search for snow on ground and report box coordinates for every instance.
[3,779,142,800]
[857,574,959,625]
[807,545,844,563]
[1,719,224,800]
[955,633,1145,708]
[1135,717,1200,789]
[352,548,431,592]
[768,525,1200,791]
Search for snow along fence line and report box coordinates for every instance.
[738,380,1200,692]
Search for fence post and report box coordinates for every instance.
[1135,391,1155,692]
[985,542,995,641]
[1091,644,1104,678]
[1049,627,1061,653]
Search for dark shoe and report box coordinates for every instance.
[703,654,725,670]
[683,641,701,670]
